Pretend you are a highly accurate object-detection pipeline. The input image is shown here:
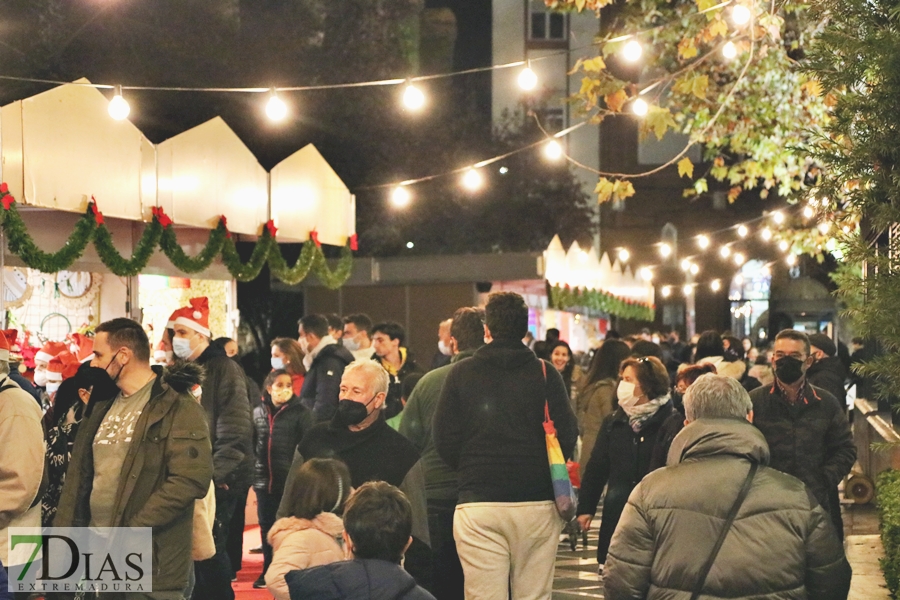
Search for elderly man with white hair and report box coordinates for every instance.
[277,360,432,590]
[603,374,852,600]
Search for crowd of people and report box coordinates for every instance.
[0,290,862,599]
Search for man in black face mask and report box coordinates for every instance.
[748,329,856,540]
[276,360,432,591]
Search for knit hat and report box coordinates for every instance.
[35,341,69,365]
[47,351,81,382]
[69,333,94,363]
[808,333,837,358]
[1,330,19,362]
[170,297,211,337]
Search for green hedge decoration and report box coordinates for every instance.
[549,284,655,322]
[878,469,900,596]
[0,191,353,288]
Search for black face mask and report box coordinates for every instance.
[334,395,379,427]
[671,390,684,408]
[105,351,123,386]
[774,356,805,385]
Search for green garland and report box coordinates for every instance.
[0,193,354,287]
[549,284,655,322]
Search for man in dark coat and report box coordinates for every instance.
[749,329,856,541]
[54,318,213,597]
[371,321,423,419]
[298,314,355,421]
[171,297,252,597]
[807,333,848,408]
[604,374,851,600]
[434,292,577,600]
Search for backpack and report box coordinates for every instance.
[0,380,50,508]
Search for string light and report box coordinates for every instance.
[632,98,649,117]
[803,206,814,219]
[690,263,700,276]
[771,211,785,225]
[734,252,746,266]
[731,4,752,26]
[659,243,672,258]
[842,225,851,234]
[640,267,653,282]
[518,64,538,91]
[402,82,426,111]
[818,222,831,234]
[108,85,130,120]
[406,241,415,249]
[391,185,411,208]
[720,245,732,258]
[722,41,738,60]
[737,225,749,238]
[786,254,797,266]
[711,279,722,292]
[622,40,643,62]
[735,274,744,285]
[683,284,693,296]
[681,258,692,272]
[697,234,710,250]
[760,227,773,242]
[617,248,630,263]
[778,240,789,252]
[543,140,563,161]
[462,168,483,191]
[662,285,672,298]
[265,89,288,121]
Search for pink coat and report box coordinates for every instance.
[265,512,345,600]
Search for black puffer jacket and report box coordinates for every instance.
[196,343,253,488]
[806,356,848,408]
[252,396,313,496]
[300,343,355,422]
[577,401,682,564]
[749,381,856,514]
[286,559,436,600]
[604,419,852,600]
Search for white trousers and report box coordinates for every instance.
[453,501,563,600]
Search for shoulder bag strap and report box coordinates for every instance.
[690,461,759,600]
[539,359,551,423]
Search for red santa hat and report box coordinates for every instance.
[153,340,170,363]
[69,333,94,363]
[35,341,69,365]
[171,297,211,337]
[1,330,20,362]
[47,351,80,382]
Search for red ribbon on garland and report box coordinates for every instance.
[265,219,278,238]
[310,230,321,247]
[151,206,173,228]
[89,196,104,225]
[1,183,14,210]
[219,216,232,239]
[349,233,359,251]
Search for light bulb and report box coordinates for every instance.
[711,279,722,292]
[391,186,411,208]
[732,4,752,26]
[842,225,851,234]
[618,248,630,263]
[737,224,749,238]
[681,258,691,272]
[722,41,737,60]
[659,242,672,258]
[543,140,563,161]
[622,40,643,62]
[406,241,414,249]
[761,265,771,276]
[108,85,130,120]
[786,254,797,266]
[803,206,814,219]
[734,252,746,266]
[518,66,538,91]
[265,91,288,121]
[735,274,744,285]
[697,235,710,250]
[772,211,785,225]
[720,245,732,258]
[499,166,509,175]
[690,263,700,276]
[632,98,649,117]
[402,83,426,111]
[662,285,672,298]
[818,222,831,234]
[778,240,789,252]
[683,284,693,296]
[462,168,483,191]
[640,267,653,282]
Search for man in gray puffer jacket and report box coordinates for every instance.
[604,374,851,600]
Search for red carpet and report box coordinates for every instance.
[234,525,273,599]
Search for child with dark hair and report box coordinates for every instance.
[265,458,351,600]
[285,481,436,600]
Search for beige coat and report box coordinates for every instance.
[575,377,616,478]
[0,378,45,565]
[265,512,345,600]
[192,482,217,561]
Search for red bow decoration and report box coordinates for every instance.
[90,196,104,225]
[151,206,173,228]
[265,219,278,238]
[310,230,321,247]
[220,216,232,239]
[1,183,14,210]
[350,234,359,251]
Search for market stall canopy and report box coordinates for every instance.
[0,79,355,243]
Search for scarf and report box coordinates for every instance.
[303,335,337,371]
[621,394,670,432]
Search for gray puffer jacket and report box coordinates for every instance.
[604,419,851,600]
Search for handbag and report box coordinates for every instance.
[690,461,759,600]
[540,360,577,522]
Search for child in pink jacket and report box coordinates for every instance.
[265,458,352,600]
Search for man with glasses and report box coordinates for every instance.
[748,329,855,540]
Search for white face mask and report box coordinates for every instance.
[271,356,285,371]
[438,340,452,356]
[34,369,49,388]
[617,380,640,408]
[343,337,360,353]
[298,337,309,354]
[172,337,194,359]
[46,381,61,395]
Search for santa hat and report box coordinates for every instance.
[35,341,69,365]
[69,333,94,363]
[1,330,20,362]
[166,309,179,330]
[171,297,211,337]
[153,340,170,363]
[47,351,80,382]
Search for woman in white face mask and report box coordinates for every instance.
[270,338,307,398]
[573,355,684,576]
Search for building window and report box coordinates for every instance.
[530,6,566,41]
[538,107,565,133]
